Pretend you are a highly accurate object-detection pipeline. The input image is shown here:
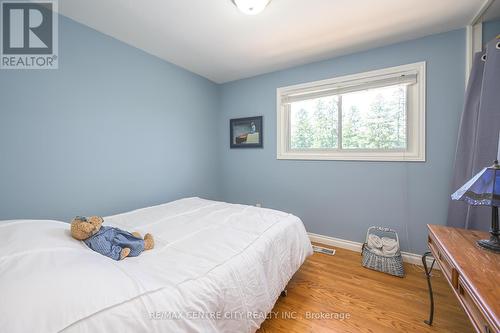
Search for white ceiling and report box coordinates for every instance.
[59,0,489,83]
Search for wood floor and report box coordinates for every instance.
[257,246,473,333]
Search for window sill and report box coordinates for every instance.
[276,151,425,162]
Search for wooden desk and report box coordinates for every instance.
[426,224,499,333]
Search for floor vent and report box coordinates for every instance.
[312,245,336,256]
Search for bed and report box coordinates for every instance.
[0,197,312,333]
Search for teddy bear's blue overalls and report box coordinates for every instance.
[83,226,145,261]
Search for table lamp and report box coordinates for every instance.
[451,160,500,253]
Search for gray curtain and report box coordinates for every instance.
[447,37,500,230]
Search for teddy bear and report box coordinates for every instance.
[70,216,154,261]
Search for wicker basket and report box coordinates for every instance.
[361,226,405,277]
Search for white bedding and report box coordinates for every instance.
[0,197,312,333]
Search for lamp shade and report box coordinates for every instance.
[451,161,500,206]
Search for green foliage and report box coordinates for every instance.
[365,88,406,149]
[312,98,337,148]
[342,105,363,148]
[291,108,314,148]
[291,86,406,151]
[365,94,395,149]
[291,97,338,149]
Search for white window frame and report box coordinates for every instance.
[276,62,426,161]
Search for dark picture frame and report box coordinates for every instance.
[230,116,263,148]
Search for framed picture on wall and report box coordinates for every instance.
[230,116,263,148]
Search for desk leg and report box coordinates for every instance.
[422,251,436,325]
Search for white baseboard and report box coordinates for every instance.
[308,232,362,252]
[308,232,438,269]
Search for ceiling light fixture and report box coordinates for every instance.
[232,0,271,15]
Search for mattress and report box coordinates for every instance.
[0,197,312,333]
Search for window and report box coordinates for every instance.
[277,62,426,161]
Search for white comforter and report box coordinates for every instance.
[0,197,312,333]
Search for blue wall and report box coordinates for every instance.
[0,16,219,222]
[218,30,466,254]
[0,14,470,254]
[483,19,500,44]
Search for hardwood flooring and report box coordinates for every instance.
[257,246,473,333]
